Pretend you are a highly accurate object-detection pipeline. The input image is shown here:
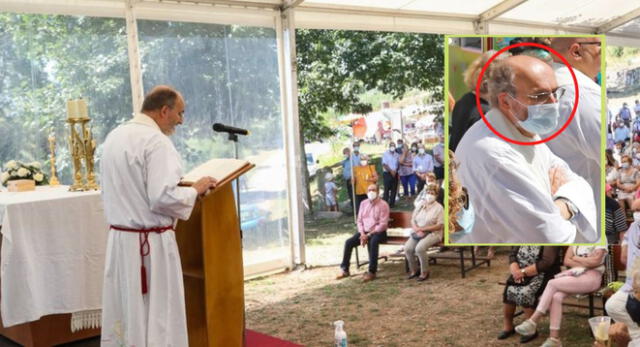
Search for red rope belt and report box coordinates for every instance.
[110,225,173,294]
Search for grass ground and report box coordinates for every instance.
[245,215,601,347]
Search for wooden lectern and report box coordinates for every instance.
[175,159,254,347]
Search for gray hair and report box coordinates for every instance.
[487,59,516,108]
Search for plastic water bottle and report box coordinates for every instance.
[333,320,347,347]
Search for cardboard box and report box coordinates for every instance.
[7,179,36,192]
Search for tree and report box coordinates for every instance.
[296,29,444,213]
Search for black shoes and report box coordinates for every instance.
[407,271,420,280]
[520,330,539,344]
[497,329,515,340]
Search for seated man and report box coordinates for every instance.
[607,202,640,345]
[455,55,597,243]
[336,184,390,282]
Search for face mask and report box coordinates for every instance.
[361,160,367,166]
[389,146,396,152]
[634,212,640,223]
[367,191,377,200]
[425,194,436,203]
[508,94,559,135]
[411,147,417,153]
[353,147,359,153]
[622,163,630,169]
[418,148,425,155]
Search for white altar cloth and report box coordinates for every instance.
[0,186,108,326]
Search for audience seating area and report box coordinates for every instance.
[355,211,491,278]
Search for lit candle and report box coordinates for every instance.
[77,99,89,120]
[66,99,79,120]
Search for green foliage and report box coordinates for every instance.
[607,45,640,68]
[296,29,444,143]
[0,14,132,183]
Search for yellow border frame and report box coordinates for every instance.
[444,34,607,246]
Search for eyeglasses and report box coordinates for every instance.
[526,87,566,103]
[578,41,601,47]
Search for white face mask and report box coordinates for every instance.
[389,146,396,152]
[634,212,640,223]
[425,194,436,204]
[361,160,367,166]
[508,94,560,135]
[622,163,630,169]
[367,191,377,200]
[353,147,359,153]
[418,148,425,155]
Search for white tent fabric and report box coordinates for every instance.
[1,0,639,47]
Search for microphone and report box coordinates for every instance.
[212,123,249,136]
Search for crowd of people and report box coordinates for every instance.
[332,136,445,282]
[607,101,640,222]
[324,35,640,345]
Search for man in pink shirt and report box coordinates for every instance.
[337,184,390,282]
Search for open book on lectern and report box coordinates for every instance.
[180,158,253,188]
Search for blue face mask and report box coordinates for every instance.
[508,94,560,135]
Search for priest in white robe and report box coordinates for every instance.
[100,86,216,346]
[455,55,597,244]
[545,37,602,236]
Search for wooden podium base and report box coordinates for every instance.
[0,313,100,347]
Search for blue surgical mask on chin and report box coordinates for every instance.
[508,94,560,135]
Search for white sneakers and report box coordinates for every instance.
[515,320,562,347]
[540,337,562,347]
[515,319,537,336]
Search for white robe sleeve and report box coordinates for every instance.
[558,87,601,164]
[549,153,598,243]
[472,150,578,243]
[145,135,198,221]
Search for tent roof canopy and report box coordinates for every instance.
[194,0,640,46]
[0,0,639,46]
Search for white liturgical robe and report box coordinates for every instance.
[100,113,197,347]
[455,108,597,244]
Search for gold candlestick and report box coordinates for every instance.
[68,118,86,192]
[47,132,60,186]
[82,122,99,191]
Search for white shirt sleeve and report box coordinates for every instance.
[558,86,601,165]
[549,153,598,243]
[469,149,578,243]
[145,135,198,221]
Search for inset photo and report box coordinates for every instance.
[446,35,605,244]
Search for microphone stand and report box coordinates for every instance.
[226,131,246,346]
[227,132,243,240]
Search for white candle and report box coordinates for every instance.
[66,99,79,120]
[77,99,89,120]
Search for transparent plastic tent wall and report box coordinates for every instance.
[0,9,291,277]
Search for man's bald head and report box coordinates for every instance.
[488,55,556,107]
[550,37,601,79]
[141,85,185,136]
[141,85,182,112]
[488,55,559,137]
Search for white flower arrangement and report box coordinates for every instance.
[1,160,48,186]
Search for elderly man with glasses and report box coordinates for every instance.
[455,55,597,243]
